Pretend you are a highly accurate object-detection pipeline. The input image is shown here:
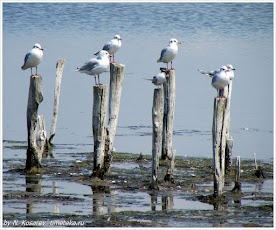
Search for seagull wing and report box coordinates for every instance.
[157,47,167,62]
[102,41,112,52]
[79,58,99,71]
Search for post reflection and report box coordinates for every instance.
[91,185,115,215]
[25,174,42,214]
[150,192,174,211]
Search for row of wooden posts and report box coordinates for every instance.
[26,59,238,198]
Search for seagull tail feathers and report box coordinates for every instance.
[197,69,212,77]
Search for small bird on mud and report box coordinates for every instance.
[94,34,122,63]
[76,50,110,85]
[21,43,44,76]
[157,38,181,70]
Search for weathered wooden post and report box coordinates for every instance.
[26,75,44,171]
[224,80,234,172]
[36,115,47,157]
[91,85,108,179]
[150,88,164,190]
[162,69,176,160]
[164,150,175,183]
[49,58,65,145]
[212,97,227,197]
[104,63,125,171]
[232,156,241,192]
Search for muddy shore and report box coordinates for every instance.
[3,150,273,227]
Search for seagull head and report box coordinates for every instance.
[114,35,122,41]
[226,64,235,71]
[169,38,181,45]
[97,50,110,58]
[33,43,43,51]
[220,65,229,72]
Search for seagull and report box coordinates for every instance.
[198,66,230,97]
[157,38,181,70]
[94,35,122,63]
[226,64,235,80]
[143,72,166,88]
[76,50,110,85]
[21,43,44,76]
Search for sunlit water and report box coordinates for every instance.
[1,3,274,226]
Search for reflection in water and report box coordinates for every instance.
[25,175,42,214]
[91,185,115,215]
[162,195,174,210]
[25,176,61,215]
[52,181,60,214]
[150,192,174,211]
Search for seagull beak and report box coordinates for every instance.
[40,48,44,51]
[178,41,182,44]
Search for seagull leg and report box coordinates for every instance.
[36,66,38,75]
[94,76,97,85]
[98,75,101,85]
[171,61,173,70]
[31,68,33,76]
[113,54,115,63]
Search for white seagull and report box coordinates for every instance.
[198,66,230,97]
[143,72,166,88]
[95,35,122,63]
[76,50,110,85]
[157,38,181,70]
[21,43,44,76]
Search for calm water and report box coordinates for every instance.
[2,2,273,161]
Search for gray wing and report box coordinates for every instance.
[159,48,167,59]
[23,52,31,65]
[102,42,112,52]
[79,59,99,71]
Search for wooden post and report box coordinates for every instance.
[164,150,175,183]
[162,69,176,160]
[49,58,65,144]
[91,85,108,179]
[224,81,234,172]
[232,156,241,192]
[26,75,43,170]
[36,115,47,160]
[225,137,234,173]
[105,63,125,172]
[150,88,164,190]
[212,97,227,197]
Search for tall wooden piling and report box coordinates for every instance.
[224,80,234,172]
[105,63,125,171]
[150,88,164,190]
[49,58,65,144]
[212,97,227,197]
[92,85,108,179]
[162,69,176,160]
[26,75,44,170]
